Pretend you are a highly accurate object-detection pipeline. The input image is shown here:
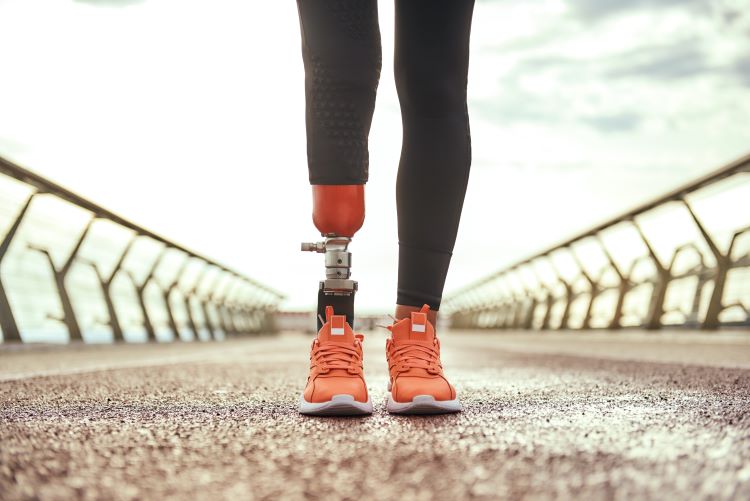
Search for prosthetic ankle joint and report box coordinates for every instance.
[301,236,357,331]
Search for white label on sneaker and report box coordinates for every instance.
[411,312,427,333]
[331,315,345,335]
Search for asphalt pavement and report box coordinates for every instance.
[1,330,749,500]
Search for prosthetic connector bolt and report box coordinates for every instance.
[301,234,358,330]
[301,235,353,281]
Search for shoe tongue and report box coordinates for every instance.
[390,309,435,343]
[317,312,356,344]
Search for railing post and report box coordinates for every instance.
[530,263,553,330]
[182,263,208,340]
[201,270,224,339]
[595,234,629,330]
[570,249,600,330]
[507,269,524,329]
[162,255,190,340]
[726,226,750,327]
[681,199,729,330]
[239,302,254,334]
[632,219,669,330]
[248,281,268,333]
[237,281,255,334]
[666,242,707,327]
[128,246,166,342]
[225,275,246,335]
[0,193,35,342]
[209,273,235,337]
[509,268,536,330]
[251,294,272,334]
[220,276,241,336]
[493,279,511,329]
[547,255,573,330]
[523,294,537,330]
[29,216,94,342]
[80,235,135,342]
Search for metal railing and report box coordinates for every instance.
[0,156,285,343]
[443,153,750,331]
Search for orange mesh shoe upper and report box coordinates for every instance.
[303,306,368,403]
[386,304,456,403]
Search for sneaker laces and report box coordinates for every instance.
[311,337,363,375]
[387,338,442,375]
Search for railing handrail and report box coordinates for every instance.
[0,154,285,300]
[446,152,750,300]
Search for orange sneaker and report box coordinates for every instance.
[385,304,461,414]
[299,306,372,416]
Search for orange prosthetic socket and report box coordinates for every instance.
[312,185,365,237]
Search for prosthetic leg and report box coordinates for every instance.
[301,185,365,332]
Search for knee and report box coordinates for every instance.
[395,64,466,115]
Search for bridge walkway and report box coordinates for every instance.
[2,330,748,499]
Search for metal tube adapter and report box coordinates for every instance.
[302,234,358,330]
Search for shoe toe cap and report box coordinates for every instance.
[305,376,368,403]
[392,376,456,403]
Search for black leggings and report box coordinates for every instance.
[297,0,474,310]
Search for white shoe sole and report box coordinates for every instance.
[386,394,462,415]
[298,394,373,416]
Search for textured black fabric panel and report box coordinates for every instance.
[296,0,382,184]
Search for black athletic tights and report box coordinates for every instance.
[297,0,474,310]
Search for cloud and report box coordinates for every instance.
[709,0,750,30]
[469,0,750,136]
[478,0,708,22]
[566,0,707,22]
[732,57,750,88]
[582,112,643,132]
[499,39,717,83]
[473,87,644,134]
[604,42,714,80]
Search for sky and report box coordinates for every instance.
[0,0,749,313]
